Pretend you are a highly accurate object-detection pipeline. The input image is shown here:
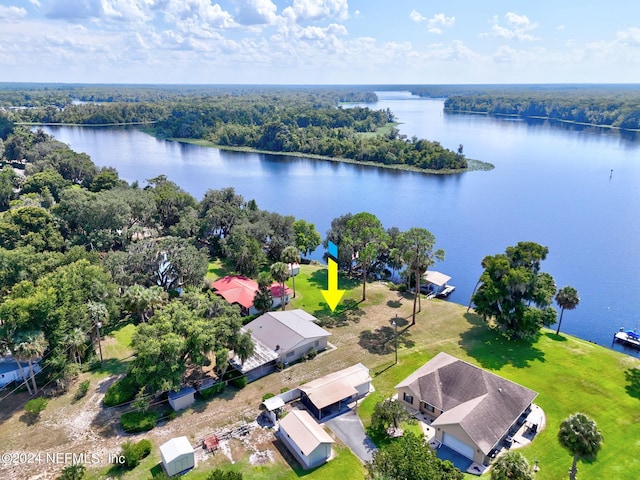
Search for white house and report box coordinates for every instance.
[278,409,334,469]
[230,310,331,382]
[0,357,41,389]
[160,436,196,476]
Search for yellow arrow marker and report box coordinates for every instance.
[322,257,345,311]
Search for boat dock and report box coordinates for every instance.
[614,330,640,349]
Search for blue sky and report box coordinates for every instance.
[1,0,640,84]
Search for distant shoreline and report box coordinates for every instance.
[443,110,640,132]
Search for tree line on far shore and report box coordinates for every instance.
[1,84,468,171]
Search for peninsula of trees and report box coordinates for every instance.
[0,84,469,172]
[438,85,640,131]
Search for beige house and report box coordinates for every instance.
[278,409,334,469]
[395,352,537,466]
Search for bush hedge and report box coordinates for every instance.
[121,438,152,468]
[104,376,137,407]
[199,382,226,400]
[75,380,90,400]
[120,411,158,433]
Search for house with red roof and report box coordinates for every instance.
[211,275,292,315]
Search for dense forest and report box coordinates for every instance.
[0,84,468,171]
[438,85,640,130]
[0,118,449,406]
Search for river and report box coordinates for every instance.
[39,91,640,356]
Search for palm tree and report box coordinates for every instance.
[558,412,603,480]
[490,451,534,480]
[62,327,88,365]
[270,262,289,311]
[14,330,48,395]
[0,325,32,395]
[555,286,580,335]
[253,272,273,315]
[123,284,166,322]
[398,228,445,326]
[281,246,301,298]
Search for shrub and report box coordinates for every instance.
[120,411,158,433]
[120,439,152,468]
[25,397,48,416]
[206,470,244,480]
[200,382,225,399]
[75,380,90,400]
[230,374,248,389]
[104,376,137,407]
[262,392,275,401]
[56,464,86,480]
[280,387,289,394]
[307,348,318,360]
[397,283,408,292]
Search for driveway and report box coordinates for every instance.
[326,411,377,463]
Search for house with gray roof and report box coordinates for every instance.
[395,352,538,466]
[230,310,331,382]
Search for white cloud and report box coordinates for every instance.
[0,5,27,20]
[163,0,237,31]
[283,0,348,23]
[409,9,426,23]
[234,0,278,26]
[427,13,454,34]
[483,11,538,41]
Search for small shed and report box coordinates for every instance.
[278,409,334,469]
[262,395,285,424]
[168,386,196,411]
[160,436,196,476]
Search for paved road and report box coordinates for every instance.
[326,411,377,463]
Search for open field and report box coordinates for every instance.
[0,264,638,479]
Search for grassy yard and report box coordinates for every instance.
[2,262,638,480]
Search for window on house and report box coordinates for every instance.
[286,351,295,358]
[403,392,414,404]
[314,340,320,347]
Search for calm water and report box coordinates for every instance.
[40,92,640,355]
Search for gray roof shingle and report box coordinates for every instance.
[396,352,537,454]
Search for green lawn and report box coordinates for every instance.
[177,444,365,480]
[84,263,640,480]
[358,321,640,480]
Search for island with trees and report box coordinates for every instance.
[0,84,487,173]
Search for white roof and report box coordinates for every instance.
[279,410,334,455]
[245,309,331,353]
[423,270,451,287]
[299,363,371,409]
[160,436,194,463]
[263,396,285,411]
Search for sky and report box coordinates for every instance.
[1,0,640,84]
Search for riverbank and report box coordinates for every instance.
[442,110,640,132]
[167,136,495,174]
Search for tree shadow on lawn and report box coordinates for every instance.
[314,299,366,327]
[459,313,546,370]
[543,331,568,342]
[307,268,361,292]
[624,367,640,400]
[359,316,415,355]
